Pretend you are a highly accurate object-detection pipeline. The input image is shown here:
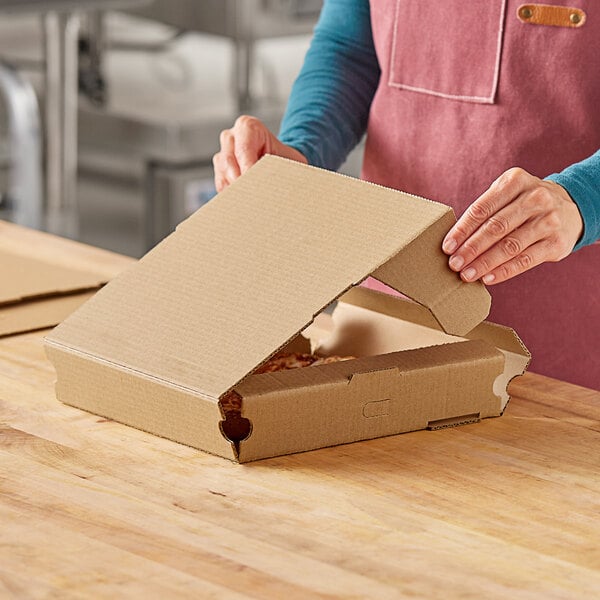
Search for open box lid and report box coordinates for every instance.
[46,156,491,401]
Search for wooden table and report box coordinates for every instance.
[1,223,599,599]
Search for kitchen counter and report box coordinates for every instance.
[1,221,599,598]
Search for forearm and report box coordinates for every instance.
[546,149,600,250]
[278,0,380,171]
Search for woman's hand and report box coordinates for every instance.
[442,167,584,285]
[213,115,308,192]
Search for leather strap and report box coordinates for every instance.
[517,4,586,27]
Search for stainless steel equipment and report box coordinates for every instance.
[127,0,322,111]
[0,0,148,236]
[79,102,284,249]
[77,0,323,249]
[0,61,42,229]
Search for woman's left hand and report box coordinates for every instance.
[442,167,584,285]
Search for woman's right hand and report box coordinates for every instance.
[213,115,308,192]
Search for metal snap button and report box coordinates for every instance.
[519,6,533,19]
[570,12,581,24]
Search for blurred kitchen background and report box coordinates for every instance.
[0,0,363,257]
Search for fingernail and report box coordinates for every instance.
[462,267,477,281]
[443,237,457,253]
[449,255,464,270]
[482,274,495,284]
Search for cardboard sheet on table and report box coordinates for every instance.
[0,249,106,305]
[0,248,106,336]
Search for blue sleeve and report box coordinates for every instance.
[546,149,600,250]
[278,0,380,171]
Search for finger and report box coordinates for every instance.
[214,174,227,193]
[447,193,532,271]
[219,130,241,182]
[233,117,265,174]
[212,153,220,189]
[443,168,531,253]
[457,218,547,282]
[212,152,234,191]
[477,239,553,285]
[235,141,262,175]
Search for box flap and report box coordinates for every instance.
[0,290,97,337]
[321,286,530,411]
[46,156,490,401]
[371,211,491,334]
[0,248,106,306]
[233,340,505,462]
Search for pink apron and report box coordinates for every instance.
[363,0,600,389]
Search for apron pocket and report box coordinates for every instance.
[388,0,507,104]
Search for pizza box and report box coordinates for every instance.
[0,246,106,337]
[44,155,530,462]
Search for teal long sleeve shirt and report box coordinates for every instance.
[278,0,600,250]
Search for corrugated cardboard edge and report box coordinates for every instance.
[0,286,102,309]
[46,330,315,462]
[44,341,236,459]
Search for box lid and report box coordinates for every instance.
[46,156,491,401]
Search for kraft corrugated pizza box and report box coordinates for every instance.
[44,155,530,462]
[0,248,106,337]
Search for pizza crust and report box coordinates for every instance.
[255,352,355,374]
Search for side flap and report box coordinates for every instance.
[329,286,530,411]
[345,340,504,389]
[371,211,491,336]
[236,339,503,398]
[235,340,505,463]
[467,320,530,357]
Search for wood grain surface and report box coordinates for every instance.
[1,223,599,599]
